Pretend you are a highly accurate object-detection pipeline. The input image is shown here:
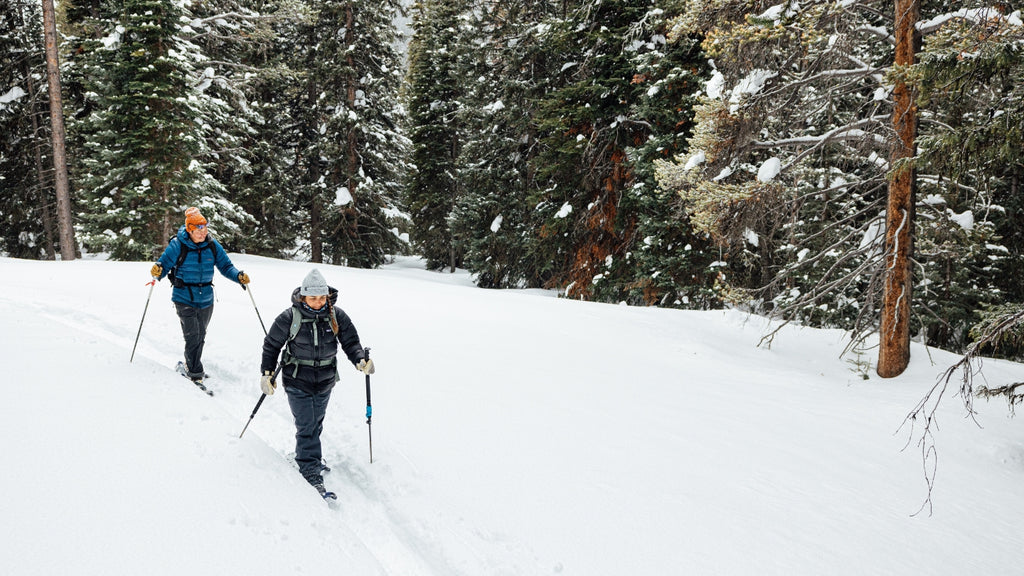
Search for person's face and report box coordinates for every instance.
[188,223,208,243]
[305,295,327,310]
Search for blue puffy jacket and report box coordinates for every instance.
[156,226,242,309]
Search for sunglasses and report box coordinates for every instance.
[193,224,207,231]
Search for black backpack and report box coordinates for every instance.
[280,305,341,379]
[167,236,215,296]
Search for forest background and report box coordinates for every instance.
[2,0,1024,375]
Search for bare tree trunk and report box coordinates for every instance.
[42,0,76,260]
[878,0,919,378]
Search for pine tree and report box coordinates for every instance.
[69,0,251,260]
[531,0,667,299]
[655,1,1014,356]
[263,0,409,266]
[313,0,410,268]
[174,0,290,254]
[619,3,718,308]
[913,5,1023,353]
[216,1,318,259]
[42,0,77,260]
[405,0,469,271]
[657,0,896,334]
[449,0,564,288]
[0,0,58,259]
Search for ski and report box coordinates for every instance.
[314,483,337,500]
[175,361,214,396]
[191,379,214,396]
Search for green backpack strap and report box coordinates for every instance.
[288,305,303,341]
[281,306,337,378]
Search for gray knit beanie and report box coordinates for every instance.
[300,269,329,296]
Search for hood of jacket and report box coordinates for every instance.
[290,286,339,315]
[176,225,209,250]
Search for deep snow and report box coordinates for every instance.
[1,254,1023,575]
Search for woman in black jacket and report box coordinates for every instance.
[259,269,374,496]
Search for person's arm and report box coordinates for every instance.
[153,239,181,281]
[212,239,243,284]
[261,309,291,373]
[335,308,365,367]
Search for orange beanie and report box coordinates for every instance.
[184,207,207,232]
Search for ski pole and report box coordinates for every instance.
[239,363,282,439]
[243,283,268,334]
[130,277,157,362]
[364,347,373,463]
[238,287,273,439]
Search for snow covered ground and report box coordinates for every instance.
[2,254,1023,575]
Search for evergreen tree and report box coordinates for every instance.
[531,0,671,299]
[0,0,58,259]
[219,0,320,259]
[313,0,410,267]
[268,0,409,266]
[655,1,1014,353]
[177,0,287,254]
[449,0,564,288]
[618,3,718,308]
[69,0,251,260]
[914,6,1024,352]
[223,56,305,258]
[405,0,469,270]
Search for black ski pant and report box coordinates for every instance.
[285,385,332,485]
[175,302,214,379]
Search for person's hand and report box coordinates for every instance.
[150,263,162,277]
[260,370,276,395]
[357,358,375,375]
[238,271,250,285]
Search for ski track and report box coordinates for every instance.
[28,297,487,576]
[324,448,465,576]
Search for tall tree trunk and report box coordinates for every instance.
[877,0,919,378]
[42,0,76,260]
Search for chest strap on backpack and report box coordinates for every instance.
[167,239,214,300]
[280,306,338,378]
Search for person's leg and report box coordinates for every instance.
[175,302,213,379]
[194,304,213,375]
[286,386,332,485]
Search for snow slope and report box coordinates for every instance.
[1,255,1023,575]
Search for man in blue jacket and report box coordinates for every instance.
[151,207,250,386]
